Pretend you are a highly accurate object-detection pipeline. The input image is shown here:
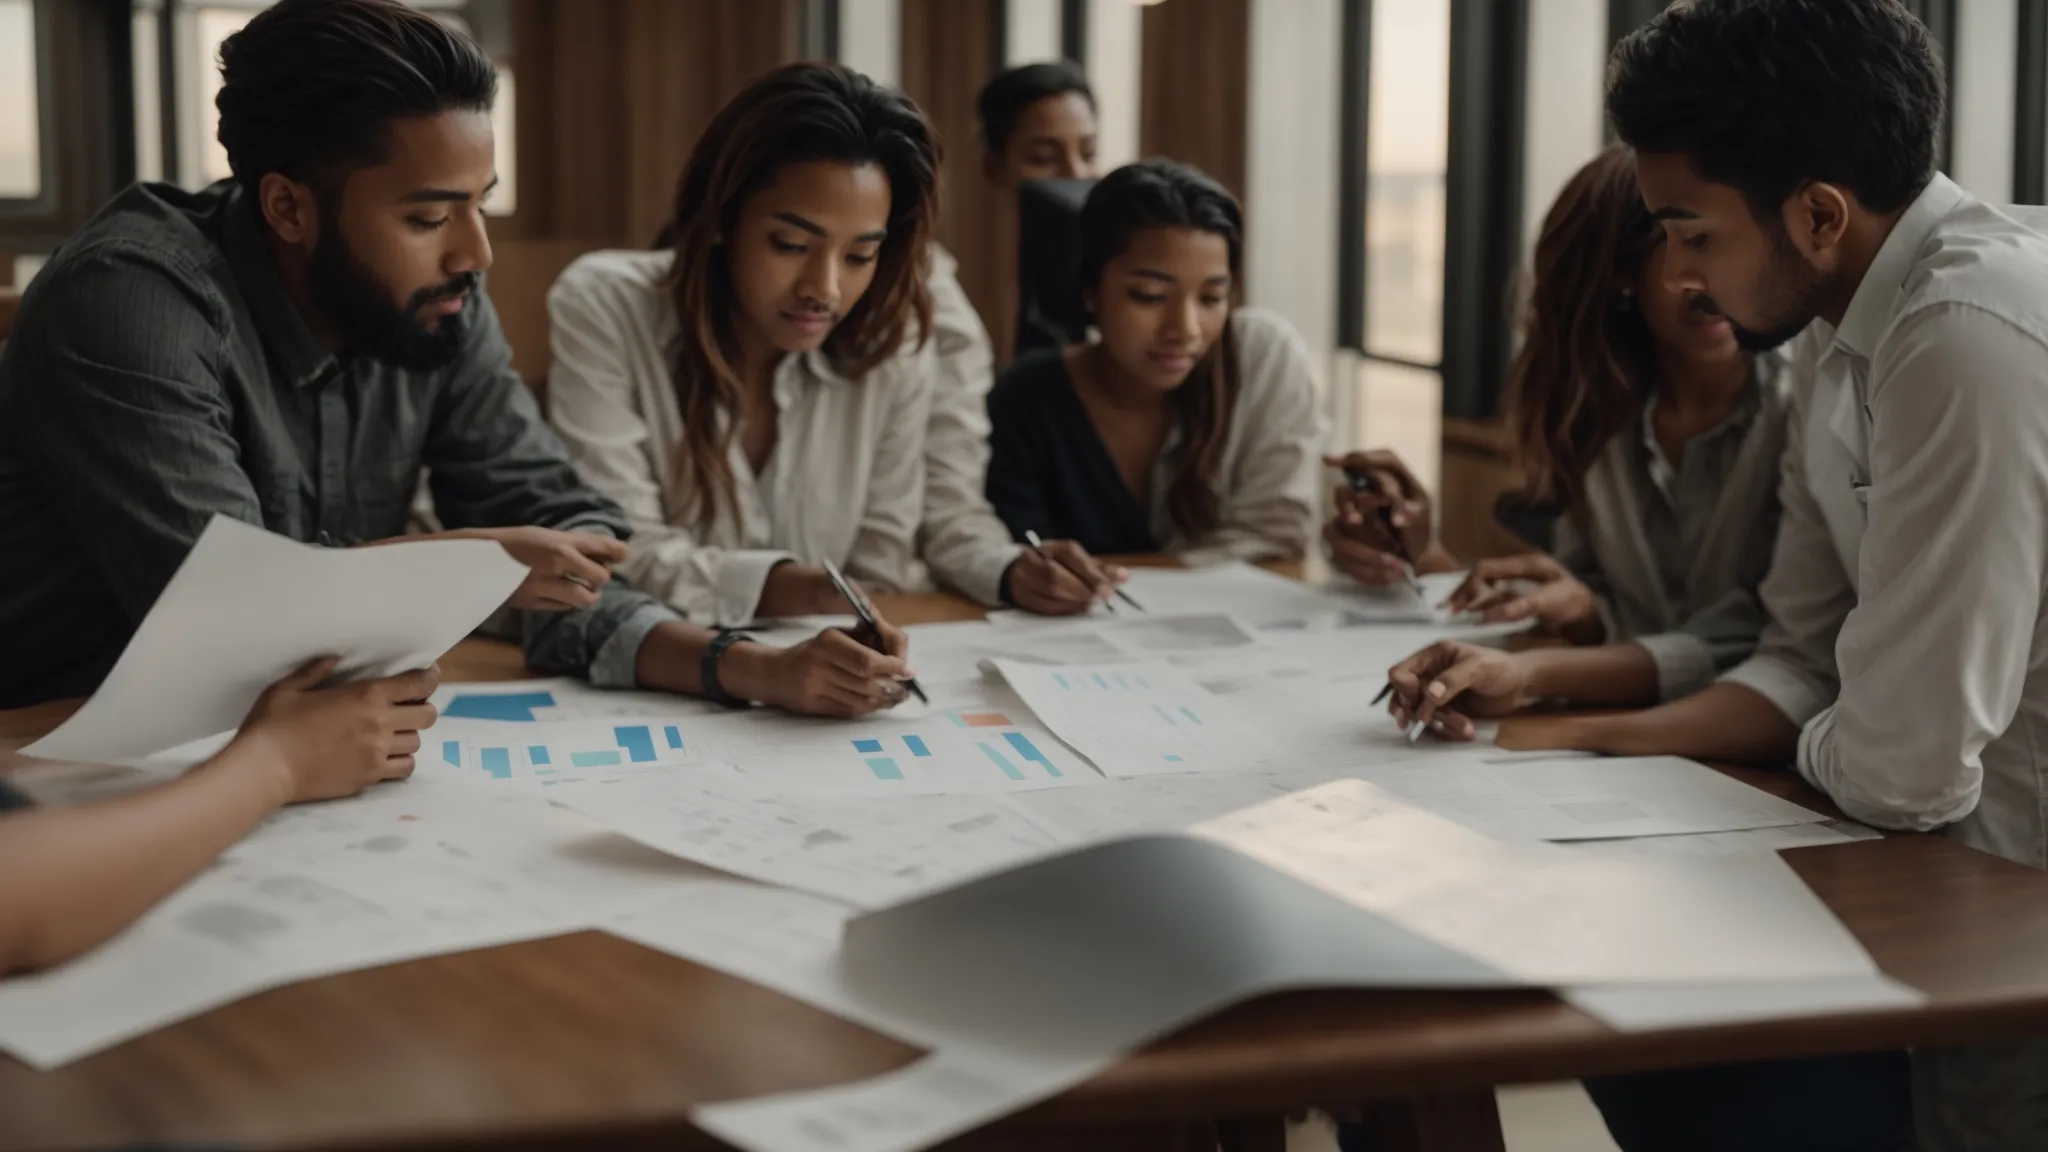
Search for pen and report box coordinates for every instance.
[820,558,927,705]
[1022,530,1143,612]
[1372,681,1426,742]
[1345,468,1426,597]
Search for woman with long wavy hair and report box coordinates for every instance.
[985,159,1325,563]
[1362,142,1796,741]
[545,65,1108,710]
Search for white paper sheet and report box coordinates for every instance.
[1196,781,1876,986]
[992,660,1282,777]
[1349,756,1831,842]
[428,688,1101,799]
[431,676,724,724]
[24,517,526,763]
[0,774,708,1069]
[1562,819,1883,858]
[1080,562,1359,628]
[1566,976,1925,1033]
[547,767,1070,907]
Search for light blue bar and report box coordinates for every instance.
[1153,704,1178,725]
[1092,673,1110,689]
[528,745,551,765]
[854,738,885,754]
[866,757,904,781]
[572,750,623,768]
[1166,753,1185,763]
[614,725,658,764]
[665,726,683,750]
[903,735,932,758]
[441,740,461,767]
[480,747,512,779]
[976,743,1026,781]
[1180,706,1203,725]
[1053,673,1071,689]
[1002,732,1061,777]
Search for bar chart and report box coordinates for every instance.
[439,722,707,785]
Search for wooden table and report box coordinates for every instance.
[8,592,2048,1152]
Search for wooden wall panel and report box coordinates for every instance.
[1138,0,1249,203]
[508,0,801,247]
[899,0,1014,363]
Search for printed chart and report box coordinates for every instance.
[992,660,1282,778]
[431,677,720,724]
[433,709,1096,798]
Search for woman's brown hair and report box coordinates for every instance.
[663,62,939,530]
[1077,159,1243,539]
[1505,142,1663,513]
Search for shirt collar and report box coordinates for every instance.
[219,185,340,390]
[1832,172,1967,361]
[1638,357,1767,479]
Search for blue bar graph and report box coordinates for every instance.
[529,745,551,765]
[1165,753,1185,763]
[976,743,1027,781]
[1180,706,1204,725]
[480,747,512,779]
[903,735,932,758]
[441,740,460,767]
[572,750,623,768]
[1001,731,1062,777]
[614,725,657,764]
[866,757,904,780]
[665,725,683,750]
[853,738,885,753]
[443,691,556,722]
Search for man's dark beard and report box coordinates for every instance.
[1723,221,1826,352]
[305,219,479,372]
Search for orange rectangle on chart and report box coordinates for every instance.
[956,712,1014,728]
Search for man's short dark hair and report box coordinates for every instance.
[216,0,497,200]
[1607,0,1943,217]
[976,61,1095,154]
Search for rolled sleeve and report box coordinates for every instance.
[716,550,796,627]
[522,580,680,687]
[1631,630,1720,702]
[1722,652,1838,728]
[1797,305,2048,831]
[587,598,681,689]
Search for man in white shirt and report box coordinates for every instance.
[1388,0,2048,1147]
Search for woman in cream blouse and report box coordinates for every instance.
[546,64,1123,630]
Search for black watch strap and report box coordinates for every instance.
[702,629,755,710]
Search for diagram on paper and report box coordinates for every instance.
[991,660,1283,777]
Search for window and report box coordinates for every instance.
[1338,0,1526,481]
[1361,0,1450,366]
[0,0,41,200]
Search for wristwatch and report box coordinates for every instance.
[702,629,756,710]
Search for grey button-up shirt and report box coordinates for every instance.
[1551,352,1794,702]
[0,181,678,709]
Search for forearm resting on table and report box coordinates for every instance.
[0,743,291,975]
[1506,682,1801,765]
[1518,644,1660,708]
[632,619,785,703]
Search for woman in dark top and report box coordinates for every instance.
[984,160,1323,562]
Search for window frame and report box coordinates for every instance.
[1335,0,1527,421]
[2018,0,2048,203]
[0,0,134,254]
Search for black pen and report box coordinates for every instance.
[1345,468,1426,597]
[1022,530,1143,612]
[821,558,927,704]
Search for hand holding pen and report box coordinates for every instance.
[1322,451,1433,592]
[821,558,926,705]
[1008,531,1142,615]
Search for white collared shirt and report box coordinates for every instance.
[544,248,1020,627]
[1722,175,2048,866]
